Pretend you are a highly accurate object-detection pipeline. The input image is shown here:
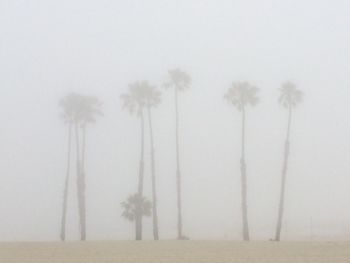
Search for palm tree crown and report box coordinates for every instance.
[60,93,103,125]
[60,93,80,124]
[224,82,259,111]
[164,69,191,91]
[144,84,161,108]
[279,81,303,108]
[79,96,103,126]
[121,194,152,222]
[121,81,161,114]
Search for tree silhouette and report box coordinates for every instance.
[121,193,152,240]
[77,95,102,241]
[224,82,259,241]
[164,68,191,239]
[143,81,162,240]
[59,93,102,241]
[275,81,303,241]
[59,94,75,241]
[121,82,149,240]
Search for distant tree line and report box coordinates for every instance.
[59,68,303,242]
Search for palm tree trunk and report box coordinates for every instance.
[135,111,145,241]
[80,125,87,241]
[175,87,183,239]
[275,106,292,241]
[147,106,159,240]
[240,107,250,241]
[60,123,72,241]
[74,123,84,241]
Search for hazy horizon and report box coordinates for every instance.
[0,0,350,241]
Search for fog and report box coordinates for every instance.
[0,0,350,241]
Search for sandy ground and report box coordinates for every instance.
[0,241,349,263]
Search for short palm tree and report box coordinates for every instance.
[224,82,259,241]
[121,193,152,240]
[164,68,191,239]
[121,82,149,240]
[275,81,303,241]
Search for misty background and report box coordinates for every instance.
[0,0,350,241]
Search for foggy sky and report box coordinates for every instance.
[0,0,350,241]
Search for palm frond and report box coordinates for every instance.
[59,93,103,125]
[279,81,303,108]
[224,82,259,111]
[165,68,191,91]
[120,193,152,222]
[122,81,162,113]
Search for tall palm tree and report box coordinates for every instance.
[143,81,162,240]
[59,94,76,241]
[76,95,102,241]
[164,69,191,239]
[121,82,148,240]
[275,81,303,241]
[59,93,102,241]
[121,193,152,240]
[224,82,259,241]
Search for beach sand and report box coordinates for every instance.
[0,241,349,263]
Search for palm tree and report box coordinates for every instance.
[121,82,149,240]
[76,95,102,241]
[275,81,303,241]
[164,69,191,239]
[143,81,162,240]
[59,93,102,241]
[121,193,152,240]
[59,94,76,241]
[224,82,259,241]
